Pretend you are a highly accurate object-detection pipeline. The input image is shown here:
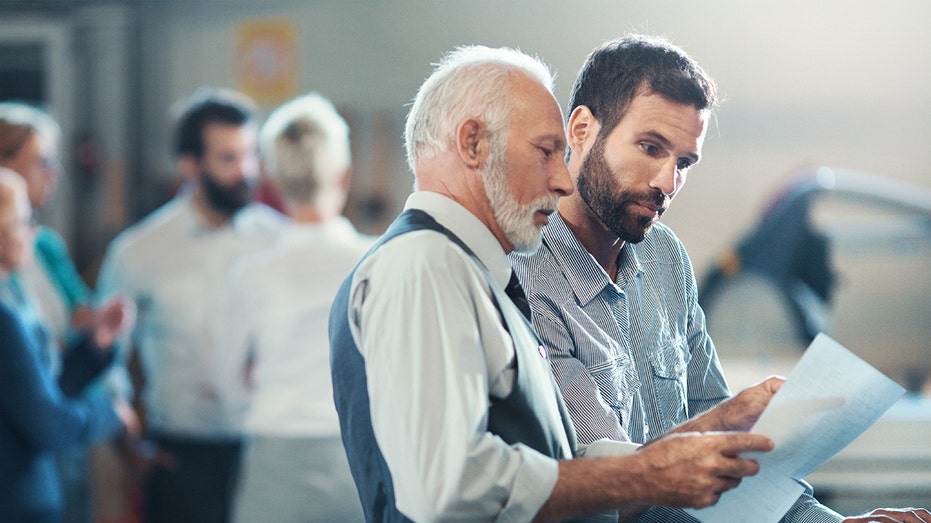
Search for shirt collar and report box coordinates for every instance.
[283,216,358,242]
[614,236,644,288]
[404,191,512,289]
[541,211,644,305]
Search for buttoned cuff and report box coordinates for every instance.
[497,445,560,523]
[578,438,641,458]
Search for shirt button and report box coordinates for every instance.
[616,392,623,401]
[644,424,650,435]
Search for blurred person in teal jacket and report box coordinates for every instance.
[0,168,137,523]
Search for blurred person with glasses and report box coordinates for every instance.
[0,102,135,523]
[0,167,138,523]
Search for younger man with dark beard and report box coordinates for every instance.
[511,34,930,522]
[97,88,287,523]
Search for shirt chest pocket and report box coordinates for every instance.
[563,300,639,417]
[647,338,690,430]
[586,340,639,415]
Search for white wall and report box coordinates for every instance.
[136,0,931,275]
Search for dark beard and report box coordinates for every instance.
[576,137,665,244]
[200,170,254,217]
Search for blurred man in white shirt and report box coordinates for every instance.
[223,93,369,523]
[97,88,286,523]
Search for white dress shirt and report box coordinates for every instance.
[222,217,373,436]
[96,191,286,438]
[348,192,556,521]
[346,192,637,522]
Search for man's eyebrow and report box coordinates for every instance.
[640,130,700,162]
[535,132,566,148]
[640,130,671,148]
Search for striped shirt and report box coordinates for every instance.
[511,212,842,523]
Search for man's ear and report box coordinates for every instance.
[567,105,600,157]
[456,118,489,170]
[177,155,199,181]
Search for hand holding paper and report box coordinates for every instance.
[686,333,906,523]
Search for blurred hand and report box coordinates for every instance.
[632,431,774,509]
[842,508,930,523]
[112,397,141,438]
[91,296,136,349]
[117,435,178,478]
[70,305,94,331]
[678,375,785,434]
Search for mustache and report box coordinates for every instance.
[535,195,560,213]
[630,188,669,214]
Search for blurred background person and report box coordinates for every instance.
[0,101,137,523]
[0,102,93,349]
[0,168,138,523]
[222,92,368,523]
[96,88,286,523]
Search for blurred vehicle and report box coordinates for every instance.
[698,165,931,513]
[700,165,931,392]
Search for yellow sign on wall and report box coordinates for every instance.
[235,19,299,105]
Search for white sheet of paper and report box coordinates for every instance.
[686,333,905,523]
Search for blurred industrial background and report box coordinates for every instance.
[2,0,929,514]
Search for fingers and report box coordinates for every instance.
[719,455,761,481]
[93,298,134,348]
[844,508,931,523]
[654,431,773,459]
[876,508,929,523]
[758,375,786,393]
[70,305,94,330]
[718,379,785,432]
[113,398,141,437]
[713,475,742,493]
[124,438,178,474]
[715,431,774,455]
[633,431,775,509]
[683,475,743,510]
[643,433,766,508]
[704,432,771,481]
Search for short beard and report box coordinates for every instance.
[481,133,556,254]
[200,170,254,217]
[576,136,665,244]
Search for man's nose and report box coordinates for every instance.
[551,161,574,197]
[650,160,681,197]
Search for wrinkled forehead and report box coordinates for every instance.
[508,73,566,140]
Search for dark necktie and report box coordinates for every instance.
[505,270,532,321]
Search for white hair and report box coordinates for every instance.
[0,102,61,159]
[403,45,555,173]
[259,93,350,203]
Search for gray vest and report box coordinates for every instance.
[329,209,577,522]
